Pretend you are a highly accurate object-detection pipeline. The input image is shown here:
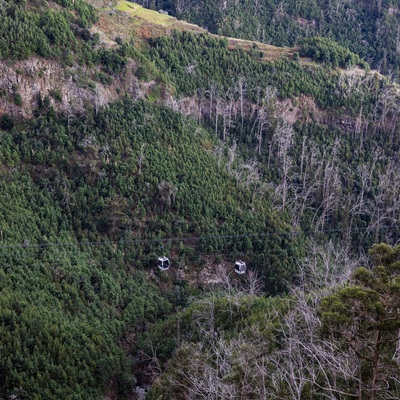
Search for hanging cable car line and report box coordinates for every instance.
[0,225,396,274]
[0,224,396,251]
[0,249,281,269]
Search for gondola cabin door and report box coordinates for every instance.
[234,260,246,274]
[157,256,170,271]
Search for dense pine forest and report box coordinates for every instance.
[148,0,400,75]
[0,0,400,399]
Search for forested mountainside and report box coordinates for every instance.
[149,0,400,75]
[1,0,400,399]
[145,243,400,400]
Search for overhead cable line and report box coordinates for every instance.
[0,225,396,251]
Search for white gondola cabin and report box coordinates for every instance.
[234,260,246,274]
[157,256,170,271]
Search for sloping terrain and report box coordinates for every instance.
[93,1,297,58]
[154,0,400,75]
[1,1,400,399]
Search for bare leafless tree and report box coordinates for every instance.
[197,87,206,123]
[236,76,246,134]
[158,181,178,208]
[242,269,264,295]
[297,239,361,292]
[206,81,218,121]
[271,121,295,211]
[137,143,146,174]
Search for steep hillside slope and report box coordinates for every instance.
[0,97,304,398]
[1,1,400,399]
[151,0,400,75]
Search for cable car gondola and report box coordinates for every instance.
[234,260,246,274]
[157,256,170,271]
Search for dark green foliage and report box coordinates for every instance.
[1,1,400,398]
[0,8,52,59]
[300,37,367,68]
[0,97,302,289]
[14,93,22,106]
[0,0,98,64]
[320,244,400,398]
[98,48,128,74]
[141,294,287,393]
[143,31,400,253]
[0,0,147,95]
[53,0,97,27]
[96,42,139,75]
[0,114,14,130]
[142,245,400,399]
[159,0,400,74]
[0,172,170,399]
[143,293,290,399]
[0,96,303,397]
[147,31,363,108]
[0,4,140,121]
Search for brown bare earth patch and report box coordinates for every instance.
[92,2,299,61]
[295,17,317,28]
[91,9,138,46]
[225,37,298,60]
[92,1,205,45]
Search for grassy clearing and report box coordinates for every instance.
[116,1,176,26]
[93,1,305,62]
[91,1,205,42]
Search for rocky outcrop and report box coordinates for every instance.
[0,57,145,119]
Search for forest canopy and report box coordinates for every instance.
[0,0,400,398]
